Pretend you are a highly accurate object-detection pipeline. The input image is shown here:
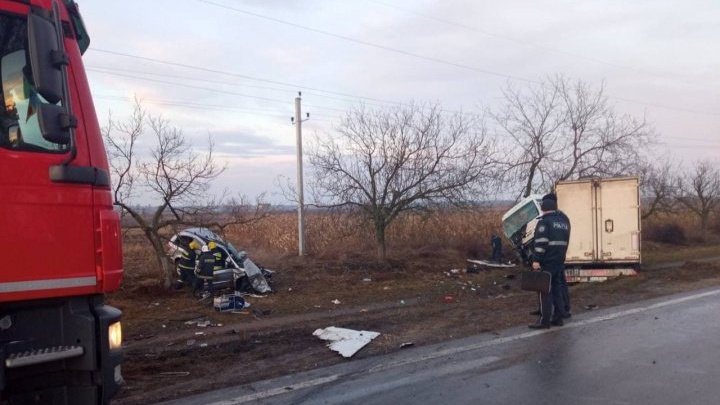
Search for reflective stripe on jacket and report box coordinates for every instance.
[532,210,571,266]
[177,249,196,270]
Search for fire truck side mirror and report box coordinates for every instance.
[27,13,64,105]
[36,104,72,145]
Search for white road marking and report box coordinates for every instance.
[204,288,720,404]
[206,375,340,405]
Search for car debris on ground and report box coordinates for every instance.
[313,326,381,358]
[213,293,250,313]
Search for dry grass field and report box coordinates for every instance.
[111,207,720,404]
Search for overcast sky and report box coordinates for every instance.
[79,0,720,203]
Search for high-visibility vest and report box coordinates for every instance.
[177,249,196,271]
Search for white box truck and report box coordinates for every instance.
[501,176,641,282]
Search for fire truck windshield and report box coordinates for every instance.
[0,13,68,153]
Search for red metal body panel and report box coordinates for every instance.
[0,0,123,302]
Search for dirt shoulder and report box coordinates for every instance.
[111,245,720,404]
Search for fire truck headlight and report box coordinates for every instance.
[109,321,122,350]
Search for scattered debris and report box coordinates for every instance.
[400,300,405,305]
[185,318,212,327]
[466,259,516,268]
[362,278,372,282]
[466,263,481,274]
[314,305,322,309]
[159,372,190,377]
[331,299,341,305]
[443,294,456,303]
[186,339,196,346]
[400,342,415,349]
[195,332,205,336]
[313,326,380,358]
[585,304,599,310]
[214,293,248,313]
[288,287,293,292]
[360,308,368,312]
[200,343,208,348]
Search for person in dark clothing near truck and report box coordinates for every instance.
[490,234,503,262]
[528,193,571,329]
[529,194,572,317]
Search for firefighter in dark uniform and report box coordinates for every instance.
[529,193,571,329]
[193,245,217,298]
[208,241,227,271]
[175,240,199,290]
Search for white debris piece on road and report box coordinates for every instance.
[313,326,380,358]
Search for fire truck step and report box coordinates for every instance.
[5,345,84,368]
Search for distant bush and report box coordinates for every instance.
[645,222,686,245]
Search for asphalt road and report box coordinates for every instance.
[162,287,720,405]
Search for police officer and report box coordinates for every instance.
[193,245,217,298]
[175,240,199,290]
[529,193,571,329]
[529,194,572,317]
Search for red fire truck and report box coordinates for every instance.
[0,1,123,403]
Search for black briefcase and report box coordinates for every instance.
[520,270,551,294]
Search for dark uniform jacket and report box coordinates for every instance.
[210,246,227,270]
[197,251,216,279]
[532,210,571,267]
[177,249,196,271]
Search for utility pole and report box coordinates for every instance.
[291,92,309,256]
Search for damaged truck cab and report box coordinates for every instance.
[0,1,123,403]
[501,177,641,282]
[501,194,544,265]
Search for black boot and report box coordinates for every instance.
[528,322,550,329]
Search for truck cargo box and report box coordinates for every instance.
[556,177,641,274]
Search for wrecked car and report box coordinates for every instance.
[167,227,272,294]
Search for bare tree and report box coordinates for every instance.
[309,103,497,260]
[677,160,720,234]
[104,101,224,288]
[492,79,564,198]
[493,76,653,198]
[639,159,678,219]
[192,192,271,237]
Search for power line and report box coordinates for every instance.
[88,69,350,113]
[611,96,720,117]
[89,48,407,107]
[194,0,539,84]
[95,94,340,122]
[367,0,711,88]
[86,52,482,117]
[87,65,400,109]
[192,0,720,118]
